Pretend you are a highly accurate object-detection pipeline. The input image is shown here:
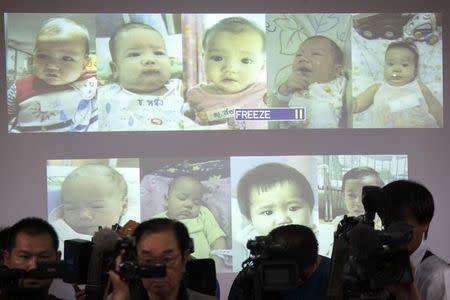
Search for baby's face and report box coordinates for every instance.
[343,175,382,216]
[166,177,203,220]
[62,173,126,235]
[33,36,88,86]
[292,37,340,85]
[112,28,171,95]
[249,181,311,236]
[384,47,416,86]
[204,30,265,94]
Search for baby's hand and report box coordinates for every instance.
[18,102,41,122]
[281,71,310,94]
[20,102,56,122]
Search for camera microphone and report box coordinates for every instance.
[85,228,120,300]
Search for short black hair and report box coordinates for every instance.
[133,218,191,254]
[269,224,318,270]
[237,163,314,220]
[386,41,419,75]
[383,180,434,225]
[342,167,384,191]
[202,17,265,52]
[303,35,344,66]
[6,217,59,251]
[109,22,162,62]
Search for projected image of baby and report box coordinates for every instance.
[51,164,128,251]
[153,175,226,258]
[99,22,194,131]
[237,162,314,238]
[152,175,227,266]
[271,35,346,128]
[7,18,97,133]
[353,41,443,128]
[324,167,385,256]
[186,17,267,129]
[341,167,384,217]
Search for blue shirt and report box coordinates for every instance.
[279,256,331,300]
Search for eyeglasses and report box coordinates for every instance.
[140,253,181,268]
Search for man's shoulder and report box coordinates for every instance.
[419,252,450,274]
[416,253,450,300]
[318,255,332,270]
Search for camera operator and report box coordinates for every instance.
[1,217,64,300]
[108,218,215,300]
[228,224,331,300]
[384,180,450,300]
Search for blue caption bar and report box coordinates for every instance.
[234,108,306,121]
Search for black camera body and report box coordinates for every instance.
[236,236,300,300]
[0,239,93,300]
[113,236,166,282]
[327,186,413,300]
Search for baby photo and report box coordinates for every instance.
[351,13,443,128]
[230,156,318,271]
[6,13,98,133]
[266,14,352,129]
[47,158,140,254]
[315,154,408,255]
[183,14,267,130]
[140,158,232,272]
[96,14,197,131]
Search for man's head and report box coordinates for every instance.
[202,17,266,94]
[33,18,90,86]
[342,167,384,216]
[292,35,343,85]
[237,163,314,235]
[383,180,434,254]
[269,224,318,282]
[133,218,192,297]
[384,41,418,86]
[3,217,60,290]
[165,175,204,220]
[109,22,171,95]
[61,164,128,235]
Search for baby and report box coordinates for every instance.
[50,164,128,252]
[152,175,227,263]
[186,17,267,129]
[237,162,314,236]
[325,166,384,257]
[353,41,443,128]
[233,162,314,270]
[341,167,384,217]
[99,22,194,131]
[7,18,97,133]
[271,35,346,128]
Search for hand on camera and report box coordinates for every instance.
[108,250,130,300]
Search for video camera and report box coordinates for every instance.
[327,186,414,300]
[85,223,165,300]
[0,221,166,300]
[110,235,165,282]
[0,239,92,300]
[235,236,300,300]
